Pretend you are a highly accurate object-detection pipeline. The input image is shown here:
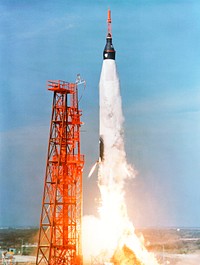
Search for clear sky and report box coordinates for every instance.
[0,0,200,228]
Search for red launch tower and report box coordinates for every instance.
[36,77,85,265]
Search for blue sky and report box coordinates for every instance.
[0,0,200,227]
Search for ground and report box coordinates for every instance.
[0,227,200,264]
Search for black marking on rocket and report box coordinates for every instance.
[99,136,104,162]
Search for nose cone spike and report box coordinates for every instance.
[103,9,115,60]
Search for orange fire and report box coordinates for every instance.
[83,177,159,265]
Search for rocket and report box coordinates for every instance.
[88,9,125,179]
[99,9,116,163]
[103,9,115,60]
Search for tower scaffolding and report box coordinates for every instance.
[36,77,85,265]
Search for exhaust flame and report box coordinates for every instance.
[88,162,98,178]
[83,60,159,264]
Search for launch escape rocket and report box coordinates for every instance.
[103,9,116,60]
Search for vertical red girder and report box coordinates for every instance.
[36,80,84,265]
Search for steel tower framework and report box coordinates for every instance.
[36,79,84,265]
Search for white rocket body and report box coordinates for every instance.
[99,59,131,187]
